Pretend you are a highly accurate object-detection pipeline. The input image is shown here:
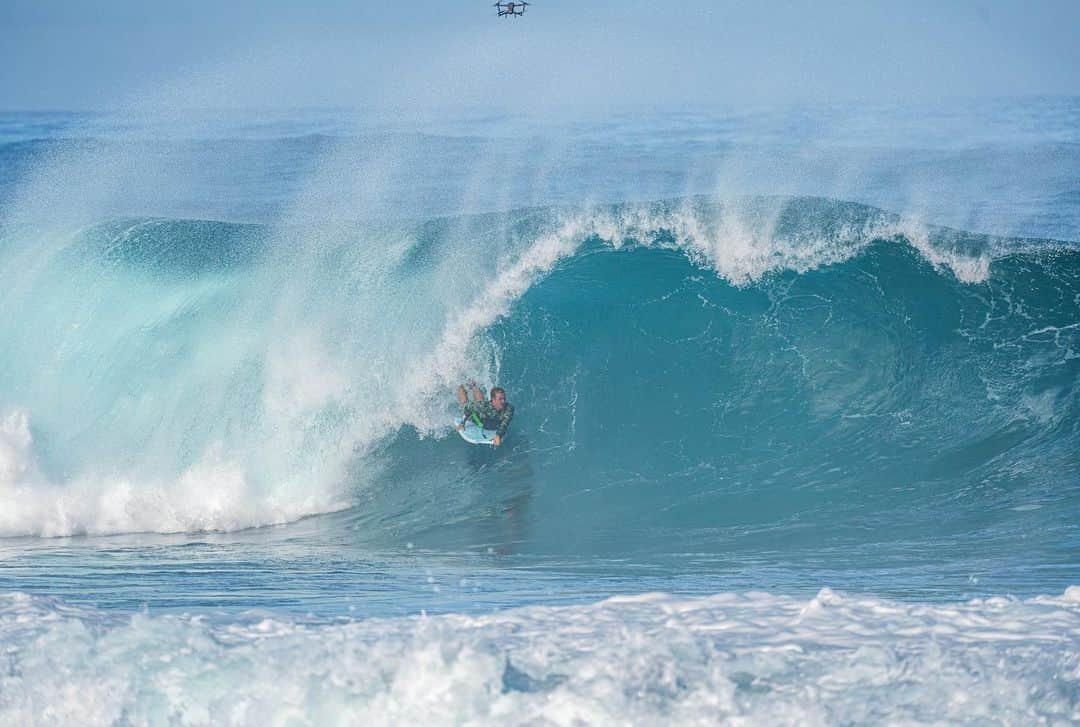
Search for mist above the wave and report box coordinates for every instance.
[4,3,1078,248]
[2,2,1079,112]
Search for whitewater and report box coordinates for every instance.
[1,102,1078,724]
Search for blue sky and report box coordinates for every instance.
[1,0,1078,110]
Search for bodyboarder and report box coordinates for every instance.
[456,381,514,447]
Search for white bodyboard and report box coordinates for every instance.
[457,420,498,446]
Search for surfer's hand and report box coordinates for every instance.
[456,423,464,431]
[492,434,502,447]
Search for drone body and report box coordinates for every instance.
[494,1,528,17]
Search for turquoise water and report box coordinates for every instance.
[1,103,1078,722]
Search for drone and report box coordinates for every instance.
[494,1,528,17]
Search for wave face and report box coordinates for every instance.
[0,197,1078,579]
[360,202,1079,582]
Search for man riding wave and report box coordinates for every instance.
[456,381,514,447]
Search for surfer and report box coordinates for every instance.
[456,382,515,447]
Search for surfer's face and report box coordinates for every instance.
[492,390,506,410]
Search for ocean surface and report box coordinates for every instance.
[1,100,1078,723]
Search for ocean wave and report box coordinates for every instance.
[0,197,1077,539]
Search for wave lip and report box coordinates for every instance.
[2,587,1078,724]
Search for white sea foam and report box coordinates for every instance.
[1,587,1077,725]
[582,199,992,284]
[0,408,348,537]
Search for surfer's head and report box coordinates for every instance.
[491,387,507,410]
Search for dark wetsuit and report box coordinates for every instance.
[463,396,515,438]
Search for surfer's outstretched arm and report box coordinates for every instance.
[490,403,514,447]
[456,385,469,407]
[471,383,485,402]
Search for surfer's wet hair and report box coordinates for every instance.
[491,387,506,399]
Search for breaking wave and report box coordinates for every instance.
[0,197,1076,555]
